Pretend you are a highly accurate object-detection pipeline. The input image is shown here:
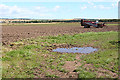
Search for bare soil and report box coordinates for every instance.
[2,24,118,45]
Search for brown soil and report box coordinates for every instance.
[2,24,118,45]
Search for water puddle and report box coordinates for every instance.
[52,47,98,54]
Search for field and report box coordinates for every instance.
[2,23,118,45]
[2,23,118,78]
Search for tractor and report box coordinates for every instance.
[81,19,105,28]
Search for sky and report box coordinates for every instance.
[0,0,119,19]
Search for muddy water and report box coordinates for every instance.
[52,47,98,54]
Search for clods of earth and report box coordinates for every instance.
[2,24,118,45]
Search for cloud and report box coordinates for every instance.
[93,6,97,8]
[0,4,22,15]
[53,6,60,11]
[112,2,118,8]
[0,4,52,18]
[80,6,87,10]
[98,5,111,9]
[87,2,113,9]
[80,2,112,10]
[87,1,94,5]
[0,4,61,18]
[35,5,60,12]
[87,2,96,8]
[35,6,50,12]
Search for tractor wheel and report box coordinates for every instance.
[81,19,84,26]
[97,24,103,28]
[88,26,90,28]
[84,25,90,28]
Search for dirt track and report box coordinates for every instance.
[2,24,118,45]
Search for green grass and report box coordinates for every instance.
[45,73,59,78]
[77,67,97,78]
[2,31,118,78]
[106,24,118,26]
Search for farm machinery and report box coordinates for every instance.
[81,19,105,28]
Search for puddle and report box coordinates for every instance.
[52,47,98,54]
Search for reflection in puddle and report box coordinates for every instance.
[53,47,98,54]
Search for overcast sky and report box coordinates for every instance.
[0,0,119,19]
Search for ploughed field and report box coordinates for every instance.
[2,23,118,45]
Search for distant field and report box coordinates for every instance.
[0,22,118,26]
[105,22,118,24]
[0,23,58,26]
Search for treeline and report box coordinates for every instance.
[84,19,120,22]
[99,19,120,22]
[11,20,81,23]
[1,19,120,23]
